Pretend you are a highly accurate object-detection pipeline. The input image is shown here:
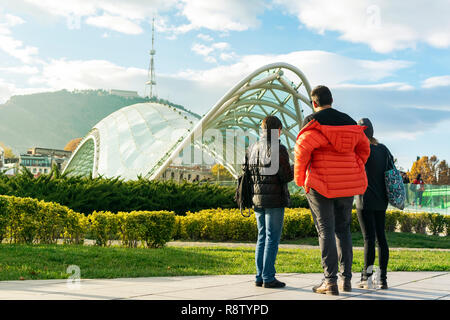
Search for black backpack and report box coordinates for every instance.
[235,162,253,217]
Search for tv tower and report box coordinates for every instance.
[146,17,156,98]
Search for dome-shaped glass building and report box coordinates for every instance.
[64,62,313,180]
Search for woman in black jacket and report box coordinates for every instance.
[355,118,391,289]
[245,115,294,288]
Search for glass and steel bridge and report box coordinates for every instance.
[63,62,313,180]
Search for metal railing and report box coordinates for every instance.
[400,184,449,215]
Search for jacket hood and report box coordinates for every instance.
[298,120,367,153]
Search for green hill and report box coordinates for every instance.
[0,89,199,154]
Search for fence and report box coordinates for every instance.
[401,184,449,215]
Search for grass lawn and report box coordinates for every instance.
[0,244,448,281]
[281,232,450,249]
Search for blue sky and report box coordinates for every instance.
[0,0,449,171]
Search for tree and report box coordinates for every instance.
[211,164,234,180]
[436,160,450,185]
[0,142,17,158]
[408,155,448,185]
[64,138,82,152]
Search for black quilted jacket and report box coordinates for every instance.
[244,132,294,209]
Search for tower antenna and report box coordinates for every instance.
[146,17,156,98]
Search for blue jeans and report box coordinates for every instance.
[255,207,285,283]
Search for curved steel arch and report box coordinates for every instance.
[148,62,313,180]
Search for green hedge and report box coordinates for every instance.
[0,170,236,215]
[0,170,310,216]
[0,195,175,247]
[174,209,449,241]
[1,195,448,245]
[0,195,87,244]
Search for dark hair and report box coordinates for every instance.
[262,115,282,130]
[369,137,379,145]
[311,85,333,107]
[416,174,422,180]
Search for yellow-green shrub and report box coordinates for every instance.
[427,213,446,235]
[118,211,175,248]
[63,209,88,244]
[0,195,87,244]
[6,196,42,244]
[176,208,316,242]
[88,211,120,246]
[398,212,414,233]
[411,212,428,234]
[351,210,361,232]
[0,196,9,242]
[283,208,316,239]
[445,216,450,236]
[385,211,401,232]
[177,209,257,241]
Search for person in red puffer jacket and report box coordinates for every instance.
[294,85,370,296]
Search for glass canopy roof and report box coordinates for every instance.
[64,62,313,180]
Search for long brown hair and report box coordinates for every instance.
[369,137,379,145]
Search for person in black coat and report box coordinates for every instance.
[244,115,293,288]
[355,118,391,290]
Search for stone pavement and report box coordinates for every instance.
[0,271,448,300]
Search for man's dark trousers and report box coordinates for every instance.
[306,188,354,283]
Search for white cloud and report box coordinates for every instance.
[191,43,214,56]
[191,41,232,63]
[422,75,450,89]
[28,59,147,93]
[212,42,229,50]
[204,56,217,64]
[86,14,143,35]
[219,52,237,61]
[334,82,414,91]
[178,0,267,32]
[173,50,413,88]
[20,0,266,36]
[0,13,39,64]
[21,0,177,34]
[0,65,39,74]
[0,78,49,103]
[197,33,213,42]
[275,0,450,53]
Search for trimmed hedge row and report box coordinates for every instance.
[174,209,450,241]
[0,195,87,244]
[1,195,448,246]
[0,170,309,215]
[0,195,175,248]
[89,210,176,248]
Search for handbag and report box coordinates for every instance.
[384,152,406,210]
[234,161,253,218]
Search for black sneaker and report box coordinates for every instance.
[378,279,388,289]
[255,281,263,287]
[263,279,286,288]
[339,278,352,292]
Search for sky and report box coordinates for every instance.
[0,0,449,171]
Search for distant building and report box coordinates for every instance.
[160,165,213,183]
[109,89,139,98]
[20,147,72,176]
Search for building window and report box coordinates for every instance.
[44,169,48,173]
[171,172,175,179]
[188,174,191,180]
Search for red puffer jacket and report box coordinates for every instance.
[294,120,371,198]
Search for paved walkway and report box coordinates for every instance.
[1,272,448,300]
